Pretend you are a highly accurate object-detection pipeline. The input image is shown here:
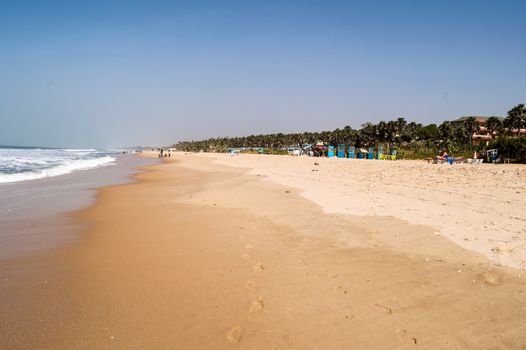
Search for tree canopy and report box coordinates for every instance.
[174,105,525,160]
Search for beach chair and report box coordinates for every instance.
[432,157,445,164]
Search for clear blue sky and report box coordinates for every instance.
[0,0,524,147]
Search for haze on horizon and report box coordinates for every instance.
[0,0,524,148]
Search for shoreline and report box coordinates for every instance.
[1,153,525,348]
[0,154,159,260]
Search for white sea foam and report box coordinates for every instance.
[0,156,115,184]
[0,148,116,184]
[63,148,97,152]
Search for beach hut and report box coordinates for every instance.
[357,148,368,159]
[347,146,355,159]
[313,144,327,157]
[328,145,335,158]
[228,148,240,155]
[487,149,498,163]
[337,144,346,158]
[367,147,374,159]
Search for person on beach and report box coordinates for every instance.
[431,149,450,164]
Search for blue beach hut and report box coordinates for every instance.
[337,144,346,158]
[347,146,355,159]
[357,148,367,158]
[328,145,335,157]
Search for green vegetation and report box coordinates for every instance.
[175,104,526,162]
[489,138,526,163]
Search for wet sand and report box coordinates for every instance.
[0,154,159,260]
[1,155,526,349]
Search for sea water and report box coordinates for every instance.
[0,147,159,259]
[0,146,116,183]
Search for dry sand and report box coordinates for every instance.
[204,153,526,269]
[1,153,526,349]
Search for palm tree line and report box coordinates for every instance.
[174,104,526,157]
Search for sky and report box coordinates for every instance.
[0,0,525,148]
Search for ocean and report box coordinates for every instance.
[0,147,159,259]
[0,146,117,183]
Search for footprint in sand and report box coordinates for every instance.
[244,280,257,291]
[373,303,392,314]
[253,262,264,272]
[241,253,251,260]
[396,328,417,344]
[249,297,264,313]
[227,326,242,343]
[245,243,253,249]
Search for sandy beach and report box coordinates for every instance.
[207,153,526,269]
[2,153,526,349]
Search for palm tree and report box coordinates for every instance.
[439,121,454,147]
[505,104,526,137]
[342,125,354,145]
[395,117,407,144]
[403,122,422,142]
[463,117,479,146]
[359,123,376,146]
[377,121,387,143]
[454,125,469,143]
[386,120,397,146]
[485,116,502,140]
